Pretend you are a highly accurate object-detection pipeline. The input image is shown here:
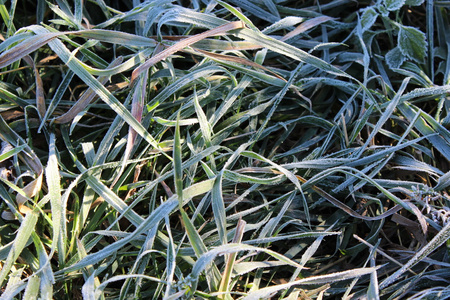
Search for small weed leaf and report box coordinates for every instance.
[386,46,407,69]
[384,0,406,11]
[360,7,378,32]
[398,25,427,63]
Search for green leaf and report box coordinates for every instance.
[360,7,378,31]
[386,47,406,68]
[384,0,405,11]
[398,25,427,63]
[405,0,424,5]
[152,117,198,126]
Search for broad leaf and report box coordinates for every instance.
[360,7,378,32]
[398,24,427,63]
[386,46,406,69]
[384,0,405,11]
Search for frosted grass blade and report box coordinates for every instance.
[190,243,302,291]
[281,16,335,41]
[111,69,148,188]
[53,57,123,124]
[131,21,245,84]
[243,267,377,300]
[163,215,176,300]
[56,198,177,275]
[46,133,64,264]
[23,25,168,158]
[380,220,450,289]
[22,275,40,300]
[0,212,38,286]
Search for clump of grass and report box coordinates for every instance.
[1,0,450,299]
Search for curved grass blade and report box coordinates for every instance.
[31,232,55,298]
[163,215,176,300]
[242,267,377,300]
[165,6,351,79]
[218,0,278,25]
[22,275,40,300]
[174,112,184,209]
[53,57,123,124]
[0,31,60,69]
[21,56,45,118]
[190,243,303,295]
[131,21,245,84]
[233,28,351,78]
[271,168,403,221]
[191,48,286,81]
[211,172,228,245]
[70,29,156,47]
[281,15,335,41]
[193,88,212,147]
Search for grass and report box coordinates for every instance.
[0,0,450,299]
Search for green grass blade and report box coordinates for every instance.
[45,133,64,264]
[211,173,227,245]
[243,267,378,299]
[56,198,177,275]
[380,220,450,289]
[24,25,169,159]
[0,212,38,286]
[22,275,40,300]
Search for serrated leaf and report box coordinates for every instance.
[398,25,427,63]
[360,7,378,32]
[386,46,406,69]
[384,0,405,11]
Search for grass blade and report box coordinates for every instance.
[0,212,38,286]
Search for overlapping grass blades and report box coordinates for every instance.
[0,0,450,299]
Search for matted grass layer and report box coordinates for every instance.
[0,0,449,299]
